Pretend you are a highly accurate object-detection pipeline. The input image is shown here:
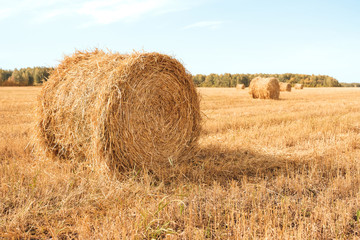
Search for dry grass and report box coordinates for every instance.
[35,50,200,177]
[1,87,360,239]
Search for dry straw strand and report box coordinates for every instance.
[236,84,245,90]
[249,77,280,99]
[279,82,291,92]
[294,83,304,89]
[34,49,201,175]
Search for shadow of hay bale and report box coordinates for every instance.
[143,145,308,185]
[189,146,298,183]
[161,145,352,186]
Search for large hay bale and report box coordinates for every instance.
[279,82,291,92]
[294,83,304,89]
[249,77,280,99]
[35,49,201,173]
[236,84,245,90]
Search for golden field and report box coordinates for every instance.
[1,86,360,239]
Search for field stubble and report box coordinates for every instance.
[0,87,360,239]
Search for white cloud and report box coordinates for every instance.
[183,21,223,30]
[33,8,76,23]
[0,0,204,25]
[78,0,168,25]
[0,8,13,20]
[0,0,76,22]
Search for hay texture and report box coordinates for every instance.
[294,83,304,89]
[35,49,201,172]
[236,84,245,90]
[279,82,291,92]
[249,77,280,99]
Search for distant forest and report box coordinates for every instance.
[0,67,357,87]
[0,67,53,86]
[193,73,343,87]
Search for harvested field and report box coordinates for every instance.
[1,87,360,239]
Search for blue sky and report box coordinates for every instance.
[1,0,359,83]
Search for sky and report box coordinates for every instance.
[0,0,359,83]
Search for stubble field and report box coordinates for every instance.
[1,87,360,239]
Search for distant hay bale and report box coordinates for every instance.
[35,49,201,173]
[236,84,245,90]
[294,83,304,89]
[279,82,291,92]
[249,77,280,99]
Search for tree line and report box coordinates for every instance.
[0,67,349,87]
[341,82,360,87]
[193,73,342,87]
[0,67,53,86]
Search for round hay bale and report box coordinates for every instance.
[294,83,304,89]
[248,77,280,99]
[35,49,201,173]
[236,84,245,90]
[279,82,291,92]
